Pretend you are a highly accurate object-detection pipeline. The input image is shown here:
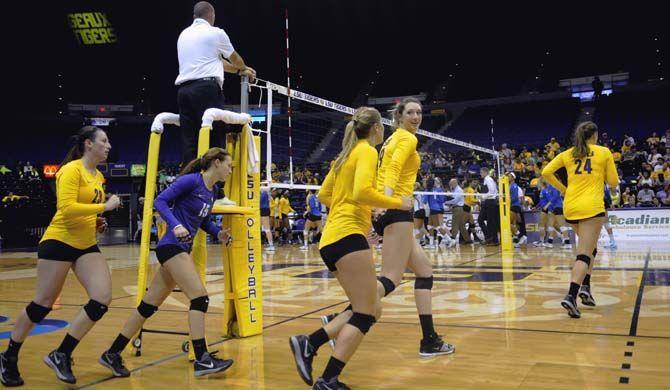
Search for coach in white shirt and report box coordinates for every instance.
[478,167,500,245]
[175,1,256,165]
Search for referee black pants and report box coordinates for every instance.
[478,199,500,243]
[177,79,226,166]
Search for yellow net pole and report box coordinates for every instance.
[498,175,513,251]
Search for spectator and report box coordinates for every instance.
[656,184,668,204]
[621,187,635,208]
[647,132,661,148]
[500,143,513,159]
[592,76,604,100]
[648,148,662,165]
[661,185,670,206]
[623,133,635,147]
[638,171,653,187]
[637,185,655,207]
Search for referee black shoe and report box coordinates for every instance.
[321,314,338,350]
[419,334,455,358]
[313,376,351,390]
[99,351,130,377]
[578,285,597,307]
[289,335,316,385]
[193,352,234,377]
[0,352,23,387]
[561,294,581,318]
[43,350,76,384]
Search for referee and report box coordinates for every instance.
[175,1,256,166]
[478,167,500,245]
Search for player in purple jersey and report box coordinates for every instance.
[98,148,234,379]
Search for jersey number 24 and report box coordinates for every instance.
[574,158,592,174]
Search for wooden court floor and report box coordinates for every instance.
[1,242,669,389]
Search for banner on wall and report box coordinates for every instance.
[436,208,669,243]
[600,208,670,242]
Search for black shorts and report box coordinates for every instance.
[37,240,101,262]
[307,214,322,222]
[372,209,413,236]
[429,209,444,216]
[510,205,522,214]
[155,244,189,265]
[319,234,370,272]
[413,209,426,219]
[260,208,270,217]
[551,207,563,216]
[463,205,472,213]
[565,212,606,224]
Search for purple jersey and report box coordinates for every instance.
[154,173,220,251]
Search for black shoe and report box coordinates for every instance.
[0,352,23,387]
[43,350,76,384]
[419,334,455,358]
[578,286,596,307]
[321,314,337,350]
[99,351,130,377]
[313,376,351,390]
[289,335,316,385]
[193,352,234,378]
[561,294,581,318]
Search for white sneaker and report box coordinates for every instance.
[542,242,554,248]
[300,245,308,251]
[214,197,236,206]
[513,241,521,248]
[265,245,276,252]
[532,241,543,247]
[519,236,528,245]
[425,244,436,250]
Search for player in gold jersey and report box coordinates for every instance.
[289,107,412,389]
[542,122,619,318]
[0,126,121,387]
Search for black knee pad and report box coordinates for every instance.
[592,248,598,258]
[348,312,376,335]
[378,276,396,297]
[84,299,109,322]
[415,276,434,290]
[25,301,51,323]
[189,296,209,313]
[137,300,159,318]
[576,254,591,266]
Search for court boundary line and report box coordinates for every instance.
[629,250,651,336]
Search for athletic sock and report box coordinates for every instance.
[322,357,346,382]
[192,338,208,361]
[582,274,591,286]
[419,314,436,340]
[5,338,22,359]
[568,282,580,299]
[57,333,80,357]
[108,334,131,354]
[308,328,329,351]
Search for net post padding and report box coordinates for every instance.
[498,175,513,251]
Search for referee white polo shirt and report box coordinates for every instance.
[175,18,235,88]
[483,175,498,200]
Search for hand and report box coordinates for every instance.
[104,195,121,212]
[96,217,108,233]
[240,66,256,81]
[399,196,413,211]
[372,208,386,220]
[218,228,232,246]
[173,225,192,244]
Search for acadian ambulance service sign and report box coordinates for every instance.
[601,208,670,242]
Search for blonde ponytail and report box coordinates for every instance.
[332,107,382,173]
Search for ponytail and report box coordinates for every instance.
[572,121,598,159]
[60,126,104,168]
[332,107,382,173]
[180,147,230,176]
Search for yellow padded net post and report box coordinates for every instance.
[498,175,513,251]
[221,127,263,337]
